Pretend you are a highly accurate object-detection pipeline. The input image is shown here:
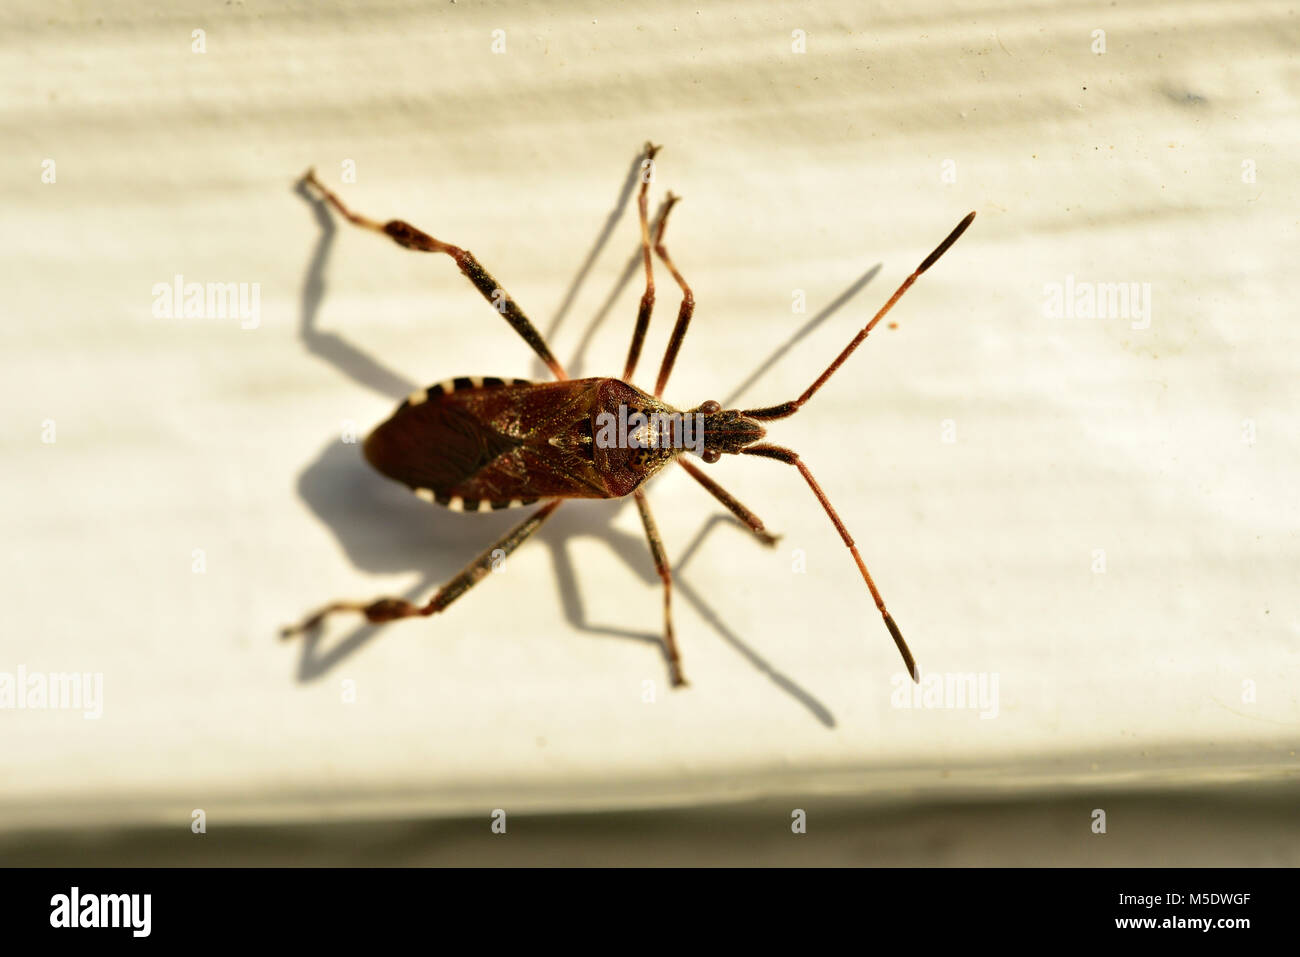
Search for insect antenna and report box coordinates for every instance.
[735,212,976,682]
[742,443,919,682]
[742,211,975,422]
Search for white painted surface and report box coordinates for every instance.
[2,0,1296,834]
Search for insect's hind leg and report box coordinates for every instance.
[633,489,687,688]
[300,169,568,380]
[676,458,780,547]
[282,500,564,636]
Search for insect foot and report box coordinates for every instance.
[280,596,419,638]
[363,598,419,623]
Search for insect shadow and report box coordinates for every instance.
[289,149,880,727]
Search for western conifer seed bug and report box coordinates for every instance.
[284,144,975,688]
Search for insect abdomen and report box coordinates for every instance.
[363,375,613,510]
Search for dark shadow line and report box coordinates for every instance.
[565,198,670,379]
[541,149,647,355]
[668,513,835,728]
[722,263,881,408]
[545,532,665,648]
[671,513,749,575]
[295,179,417,398]
[675,578,836,728]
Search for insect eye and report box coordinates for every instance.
[699,400,721,414]
[701,449,722,464]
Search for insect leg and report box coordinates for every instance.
[633,489,687,688]
[300,169,568,380]
[651,194,695,398]
[676,458,779,547]
[622,142,661,381]
[741,443,919,682]
[281,500,563,635]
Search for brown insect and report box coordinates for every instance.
[284,144,975,688]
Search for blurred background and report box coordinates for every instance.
[1,0,1296,865]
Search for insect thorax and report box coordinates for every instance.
[589,379,689,497]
